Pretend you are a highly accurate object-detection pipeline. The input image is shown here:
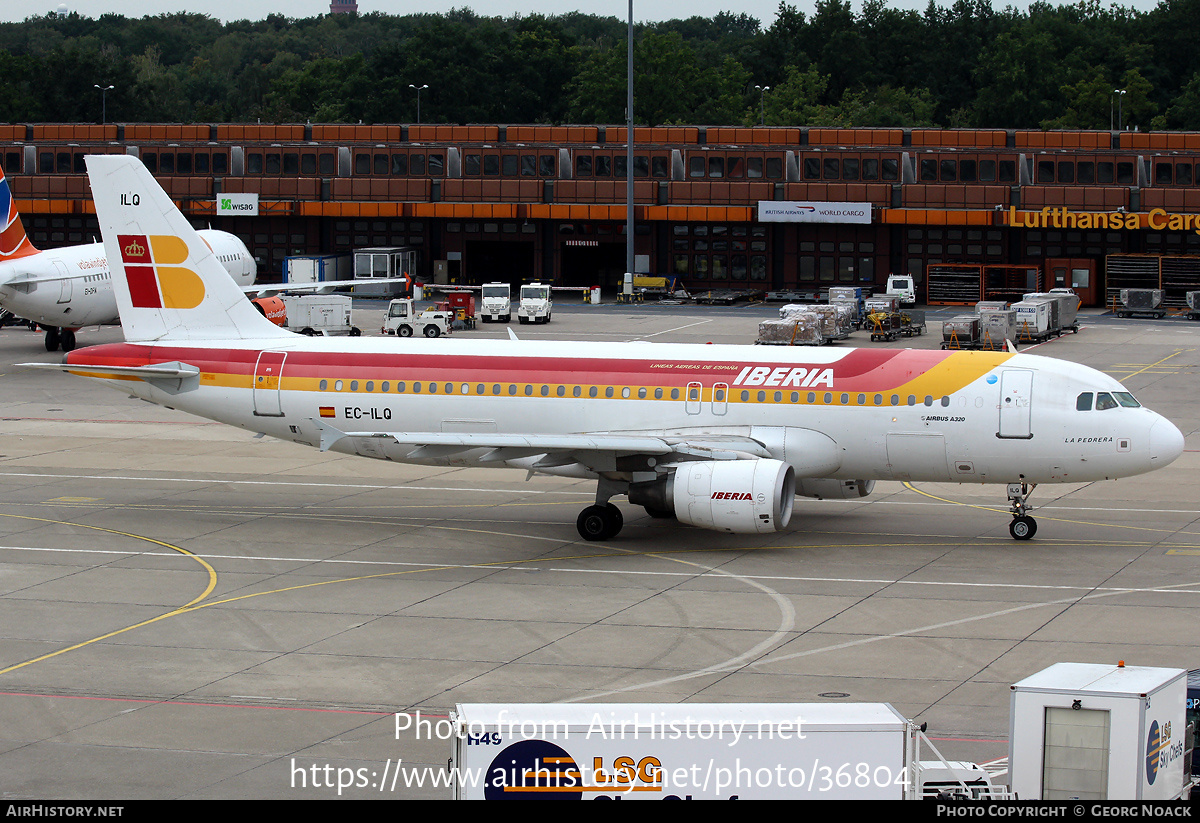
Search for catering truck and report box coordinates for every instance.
[1009,662,1194,800]
[447,702,1000,800]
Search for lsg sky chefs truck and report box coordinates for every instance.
[1009,662,1195,800]
[448,703,998,800]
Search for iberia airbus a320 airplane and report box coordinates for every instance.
[25,155,1186,542]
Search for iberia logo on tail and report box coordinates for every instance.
[118,234,205,309]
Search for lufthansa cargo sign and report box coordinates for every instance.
[217,193,259,216]
[758,201,872,224]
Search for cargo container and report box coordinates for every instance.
[1186,291,1200,321]
[1012,299,1054,342]
[757,316,823,346]
[1118,288,1166,319]
[941,314,981,349]
[1026,290,1080,333]
[979,308,1017,350]
[1010,662,1193,800]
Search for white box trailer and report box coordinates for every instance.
[279,294,360,336]
[1009,662,1191,800]
[449,702,923,799]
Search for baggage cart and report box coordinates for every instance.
[941,314,981,349]
[867,309,902,342]
[1117,288,1165,318]
[899,308,926,337]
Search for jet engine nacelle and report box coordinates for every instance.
[635,459,796,534]
[795,478,875,500]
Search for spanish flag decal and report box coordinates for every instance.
[319,407,336,418]
[119,234,206,309]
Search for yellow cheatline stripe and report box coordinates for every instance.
[901,482,1189,537]
[0,512,218,676]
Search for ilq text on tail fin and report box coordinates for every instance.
[84,154,287,343]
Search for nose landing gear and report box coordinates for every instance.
[1007,481,1037,540]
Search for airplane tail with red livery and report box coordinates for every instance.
[84,154,288,343]
[0,167,39,262]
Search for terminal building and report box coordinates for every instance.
[5,123,1200,308]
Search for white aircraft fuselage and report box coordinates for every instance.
[33,153,1185,543]
[66,335,1182,488]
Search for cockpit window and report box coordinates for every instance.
[1095,392,1118,410]
[1113,391,1141,408]
[1076,392,1093,411]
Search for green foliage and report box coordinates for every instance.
[0,4,1192,131]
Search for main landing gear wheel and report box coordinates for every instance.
[1006,481,1038,540]
[577,503,623,541]
[44,327,60,351]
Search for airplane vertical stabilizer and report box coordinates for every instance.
[84,154,289,343]
[0,167,38,261]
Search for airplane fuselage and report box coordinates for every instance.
[64,337,1182,487]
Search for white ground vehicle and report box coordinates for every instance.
[280,294,360,336]
[480,282,511,323]
[1010,662,1193,800]
[446,703,1004,800]
[517,282,552,324]
[381,298,453,338]
[886,274,916,306]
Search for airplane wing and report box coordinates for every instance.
[311,419,774,466]
[244,277,414,297]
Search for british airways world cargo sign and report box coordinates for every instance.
[757,201,872,224]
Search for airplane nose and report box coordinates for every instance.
[1149,417,1185,467]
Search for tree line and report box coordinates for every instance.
[1,0,1199,131]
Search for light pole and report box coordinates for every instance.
[755,84,770,126]
[94,84,114,125]
[409,84,428,124]
[1114,88,1126,131]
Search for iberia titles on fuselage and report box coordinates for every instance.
[27,154,1185,544]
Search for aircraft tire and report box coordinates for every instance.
[577,504,623,541]
[59,329,76,352]
[1009,515,1037,540]
[44,328,60,351]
